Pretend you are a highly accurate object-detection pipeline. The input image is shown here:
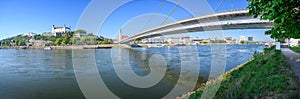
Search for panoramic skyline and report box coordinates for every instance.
[0,0,299,98]
[0,0,272,41]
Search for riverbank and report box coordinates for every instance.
[186,47,300,99]
[0,44,264,49]
[0,44,131,49]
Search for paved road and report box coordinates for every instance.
[281,48,300,78]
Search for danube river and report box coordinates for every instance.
[0,44,264,99]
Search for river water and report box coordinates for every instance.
[0,44,264,99]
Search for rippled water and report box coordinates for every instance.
[0,44,264,99]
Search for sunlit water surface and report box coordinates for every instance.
[0,44,264,98]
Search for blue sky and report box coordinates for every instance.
[0,0,272,41]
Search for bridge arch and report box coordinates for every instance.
[118,10,273,44]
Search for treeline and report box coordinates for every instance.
[51,32,112,46]
[0,30,112,46]
[0,35,31,46]
[210,40,227,43]
[240,40,260,44]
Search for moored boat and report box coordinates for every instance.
[44,47,52,50]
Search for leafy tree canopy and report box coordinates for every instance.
[247,0,300,39]
[55,38,63,45]
[75,30,87,33]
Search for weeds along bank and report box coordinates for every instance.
[188,47,300,99]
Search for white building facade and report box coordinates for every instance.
[52,25,71,37]
[23,32,36,37]
[240,35,246,41]
[289,38,300,46]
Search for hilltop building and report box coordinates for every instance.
[23,32,37,37]
[52,25,71,37]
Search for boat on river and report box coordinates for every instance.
[44,47,52,50]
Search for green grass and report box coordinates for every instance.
[188,47,300,99]
[290,46,300,53]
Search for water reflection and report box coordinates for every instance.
[0,44,264,98]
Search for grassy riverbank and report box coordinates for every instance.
[290,46,300,53]
[189,47,300,98]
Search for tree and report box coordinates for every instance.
[75,30,87,33]
[87,33,94,36]
[240,40,245,44]
[79,37,87,45]
[70,37,75,45]
[62,36,69,45]
[87,36,98,45]
[35,34,43,40]
[45,36,57,42]
[19,40,26,46]
[211,40,226,43]
[65,31,74,38]
[1,41,10,46]
[247,0,300,39]
[15,40,20,46]
[100,39,112,44]
[134,40,141,44]
[55,38,63,45]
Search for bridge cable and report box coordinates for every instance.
[119,0,167,42]
[139,0,167,33]
[120,0,182,42]
[215,0,224,11]
[160,0,183,26]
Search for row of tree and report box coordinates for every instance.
[0,30,113,46]
[46,31,112,46]
[0,35,31,46]
[52,31,112,46]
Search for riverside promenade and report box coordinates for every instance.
[281,48,300,78]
